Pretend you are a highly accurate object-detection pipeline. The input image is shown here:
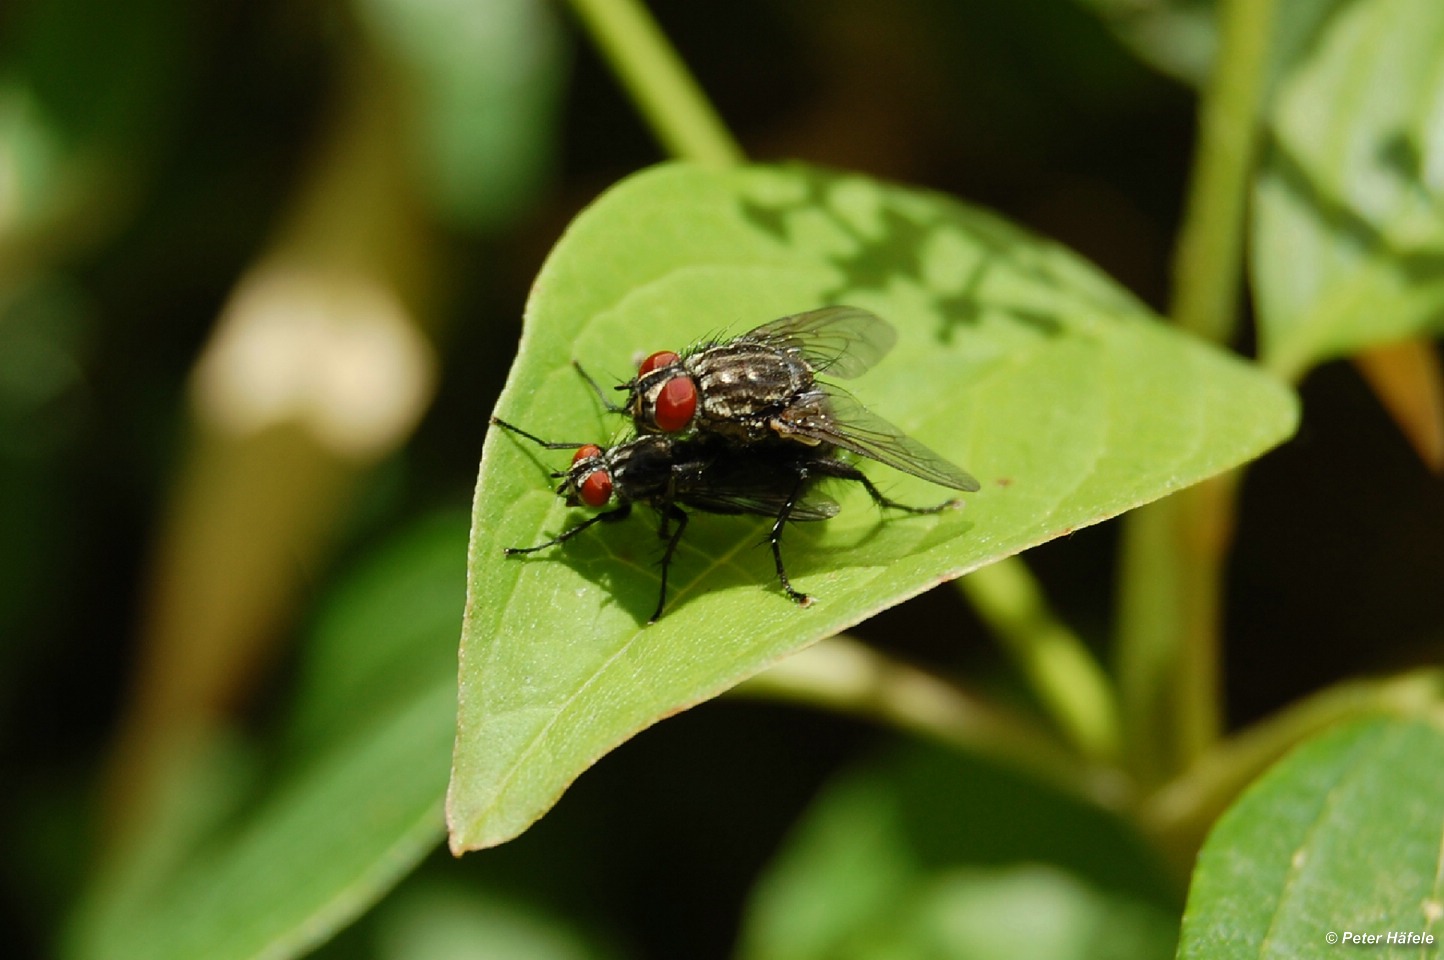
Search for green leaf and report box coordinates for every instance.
[1178,716,1444,959]
[1068,0,1219,87]
[1253,0,1444,379]
[0,0,194,250]
[67,515,467,960]
[449,161,1299,852]
[370,881,619,960]
[737,745,1178,960]
[353,0,566,231]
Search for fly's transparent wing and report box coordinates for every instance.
[680,487,841,521]
[745,306,897,379]
[778,388,981,492]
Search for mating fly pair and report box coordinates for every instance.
[493,306,979,622]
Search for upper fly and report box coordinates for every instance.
[579,306,980,494]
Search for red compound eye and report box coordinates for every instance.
[577,469,612,507]
[653,376,697,433]
[568,444,615,508]
[638,350,681,375]
[570,445,612,507]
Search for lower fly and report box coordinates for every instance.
[491,416,961,622]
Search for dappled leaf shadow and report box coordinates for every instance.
[736,167,1122,344]
[1264,129,1444,286]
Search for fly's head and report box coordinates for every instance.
[558,444,614,508]
[623,350,698,434]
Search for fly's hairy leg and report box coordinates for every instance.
[651,504,689,623]
[770,466,813,607]
[809,458,961,514]
[571,362,627,414]
[504,503,633,554]
[491,416,593,450]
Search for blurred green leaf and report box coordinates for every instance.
[848,868,1177,960]
[1069,0,1219,86]
[0,0,194,251]
[1067,0,1355,100]
[1177,716,1444,959]
[737,745,1177,960]
[285,509,468,752]
[354,0,566,231]
[1253,0,1444,379]
[67,513,468,960]
[449,160,1299,853]
[371,881,617,960]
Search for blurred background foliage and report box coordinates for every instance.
[1,0,1441,957]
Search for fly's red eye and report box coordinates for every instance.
[577,468,613,507]
[638,350,681,375]
[653,376,697,433]
[571,444,602,465]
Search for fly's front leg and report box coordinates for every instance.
[810,459,961,514]
[770,466,813,607]
[491,416,593,451]
[504,503,632,555]
[651,504,689,623]
[572,362,627,414]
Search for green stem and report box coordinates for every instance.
[567,0,746,168]
[1115,0,1277,782]
[735,636,1132,811]
[1170,0,1277,342]
[1140,669,1444,868]
[958,558,1121,762]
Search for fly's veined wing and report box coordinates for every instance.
[679,486,841,521]
[786,387,981,493]
[745,306,897,379]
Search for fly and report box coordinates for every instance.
[577,306,981,494]
[490,416,961,622]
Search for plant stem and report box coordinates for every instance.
[1140,669,1444,868]
[735,636,1132,811]
[958,558,1121,762]
[1114,0,1278,783]
[567,0,745,168]
[1170,0,1277,344]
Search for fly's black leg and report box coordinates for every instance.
[572,362,627,414]
[504,503,632,555]
[809,459,961,514]
[770,466,813,606]
[650,504,689,623]
[656,464,681,540]
[491,416,592,450]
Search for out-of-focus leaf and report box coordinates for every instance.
[67,513,468,960]
[1067,0,1356,94]
[737,745,1177,960]
[286,510,469,751]
[0,0,195,253]
[372,882,617,960]
[1069,0,1219,86]
[448,161,1298,853]
[353,0,566,231]
[1177,716,1444,959]
[847,868,1177,960]
[1253,0,1444,379]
